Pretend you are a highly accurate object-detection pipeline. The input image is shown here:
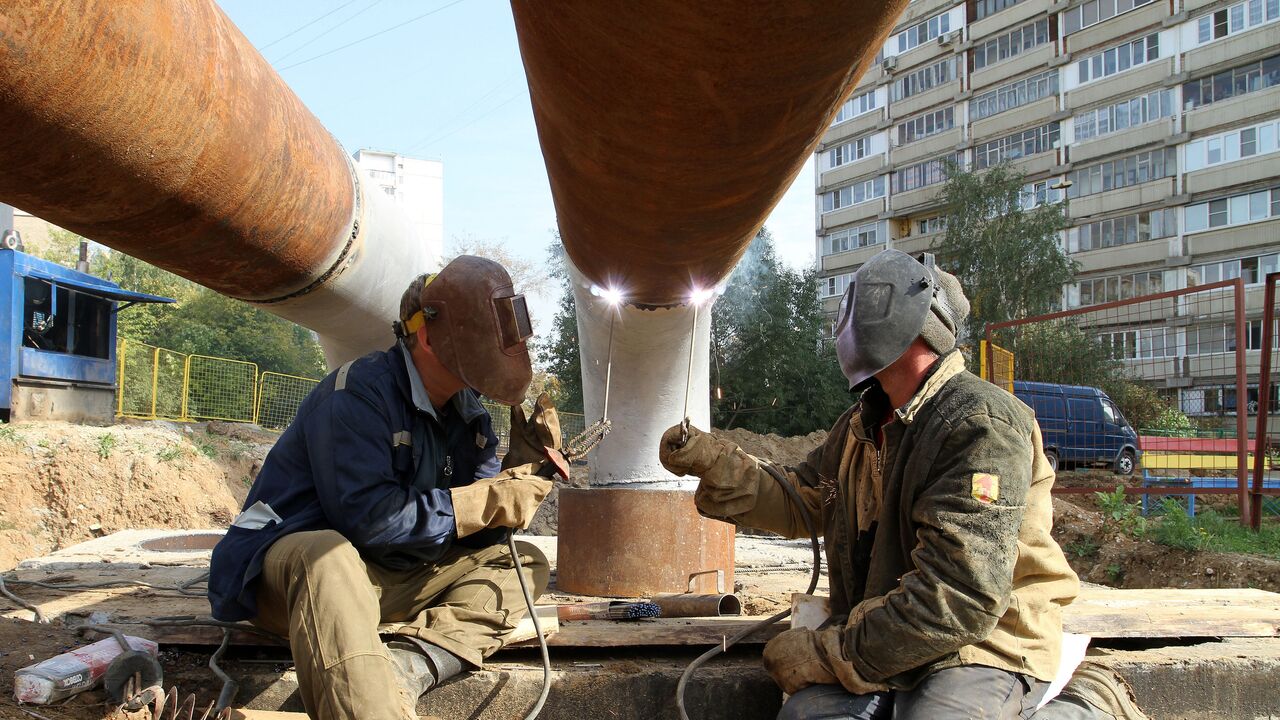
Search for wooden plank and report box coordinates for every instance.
[5,566,1278,650]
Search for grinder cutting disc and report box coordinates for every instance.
[103,650,163,709]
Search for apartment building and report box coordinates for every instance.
[815,0,1279,421]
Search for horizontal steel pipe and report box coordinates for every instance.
[652,593,743,618]
[0,0,356,303]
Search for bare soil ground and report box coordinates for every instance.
[0,420,273,572]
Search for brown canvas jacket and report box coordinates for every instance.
[697,350,1079,689]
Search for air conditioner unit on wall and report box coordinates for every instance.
[938,31,960,46]
[882,56,898,72]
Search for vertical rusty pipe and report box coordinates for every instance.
[1250,273,1279,530]
[0,0,355,303]
[1234,278,1251,524]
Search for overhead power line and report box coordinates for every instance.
[278,0,471,72]
[258,0,360,52]
[405,75,520,153]
[272,0,384,65]
[411,93,524,152]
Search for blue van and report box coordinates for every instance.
[1012,381,1141,475]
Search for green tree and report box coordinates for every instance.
[542,239,583,413]
[711,228,849,435]
[935,163,1076,342]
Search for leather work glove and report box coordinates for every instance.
[502,393,562,472]
[762,626,886,696]
[659,423,731,476]
[660,424,765,519]
[449,471,553,538]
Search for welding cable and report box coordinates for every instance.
[675,460,822,720]
[3,573,209,597]
[0,573,48,623]
[210,629,239,713]
[509,532,551,720]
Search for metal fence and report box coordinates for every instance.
[978,340,1014,393]
[117,338,317,429]
[983,278,1272,523]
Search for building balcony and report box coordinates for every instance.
[821,243,886,273]
[822,109,886,147]
[889,184,948,213]
[819,155,888,190]
[892,231,945,256]
[1185,85,1280,134]
[891,127,963,166]
[1187,218,1280,259]
[896,0,963,32]
[1184,24,1279,75]
[1069,118,1175,163]
[1065,2,1168,56]
[970,96,1057,141]
[889,82,961,121]
[969,44,1056,91]
[1068,177,1176,219]
[1066,58,1174,109]
[969,3,1048,42]
[819,198,886,230]
[1073,237,1173,273]
[1185,154,1278,196]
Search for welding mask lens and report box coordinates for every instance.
[497,293,534,349]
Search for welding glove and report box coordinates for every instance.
[502,393,562,472]
[449,470,553,538]
[762,626,886,696]
[660,424,766,518]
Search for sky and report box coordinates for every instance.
[217,0,818,326]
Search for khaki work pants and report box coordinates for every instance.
[253,530,550,720]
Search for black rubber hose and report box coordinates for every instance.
[675,460,822,720]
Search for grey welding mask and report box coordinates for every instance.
[835,250,941,392]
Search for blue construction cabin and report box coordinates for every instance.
[1,248,173,423]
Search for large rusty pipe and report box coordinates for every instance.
[512,0,907,306]
[0,0,355,303]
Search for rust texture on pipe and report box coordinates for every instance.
[652,593,743,618]
[557,488,735,597]
[511,0,907,306]
[0,0,354,301]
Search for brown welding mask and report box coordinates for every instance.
[413,255,534,405]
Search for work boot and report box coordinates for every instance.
[385,638,465,704]
[1055,662,1149,720]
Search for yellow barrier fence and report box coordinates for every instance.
[117,338,188,420]
[182,354,259,423]
[979,340,1015,393]
[256,372,320,430]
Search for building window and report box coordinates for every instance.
[897,107,956,145]
[917,215,947,235]
[896,12,952,54]
[822,222,884,256]
[1184,55,1280,110]
[827,137,872,169]
[1072,270,1165,306]
[819,272,856,298]
[1076,33,1160,84]
[1185,187,1280,232]
[1020,180,1065,209]
[1194,0,1279,45]
[971,70,1058,121]
[974,0,1027,21]
[971,19,1051,72]
[892,156,957,193]
[974,122,1060,169]
[892,58,957,101]
[1064,0,1159,34]
[1069,209,1177,252]
[1073,89,1174,142]
[1066,148,1176,198]
[1098,328,1174,359]
[832,90,879,125]
[1188,253,1280,287]
[821,176,887,212]
[1183,118,1280,172]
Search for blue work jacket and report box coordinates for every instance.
[208,343,501,621]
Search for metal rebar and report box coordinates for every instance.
[601,311,616,422]
[679,302,701,444]
[0,573,47,623]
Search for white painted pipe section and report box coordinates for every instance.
[571,262,712,489]
[261,173,441,367]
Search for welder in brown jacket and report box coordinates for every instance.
[660,250,1149,719]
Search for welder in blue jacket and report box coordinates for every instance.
[208,256,555,720]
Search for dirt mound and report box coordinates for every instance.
[712,428,829,467]
[0,421,268,570]
[1052,496,1280,592]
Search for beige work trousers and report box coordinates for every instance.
[253,530,550,720]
